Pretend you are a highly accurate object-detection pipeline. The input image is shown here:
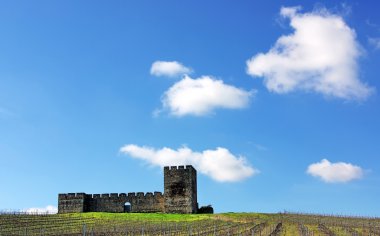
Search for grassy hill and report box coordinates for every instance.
[0,212,379,235]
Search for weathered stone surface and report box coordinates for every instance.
[58,165,201,214]
[58,192,165,213]
[58,193,85,213]
[164,165,197,213]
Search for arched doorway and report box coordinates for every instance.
[124,202,131,213]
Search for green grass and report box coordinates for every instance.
[63,212,213,222]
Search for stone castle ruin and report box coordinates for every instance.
[58,165,205,214]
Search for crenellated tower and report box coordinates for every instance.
[164,165,197,213]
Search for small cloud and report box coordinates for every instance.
[24,205,57,214]
[280,6,302,18]
[161,75,254,117]
[254,143,268,151]
[152,108,162,118]
[307,159,364,183]
[150,61,192,78]
[369,37,380,50]
[120,144,258,182]
[246,6,374,101]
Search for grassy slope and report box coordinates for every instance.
[65,212,282,223]
[65,212,213,222]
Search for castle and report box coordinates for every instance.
[58,165,199,214]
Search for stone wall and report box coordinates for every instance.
[58,192,164,213]
[164,165,197,213]
[129,192,164,213]
[58,193,86,213]
[85,193,126,213]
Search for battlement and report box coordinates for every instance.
[59,191,164,200]
[58,193,86,200]
[154,191,163,197]
[164,165,195,172]
[127,192,163,198]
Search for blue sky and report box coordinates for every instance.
[0,0,379,216]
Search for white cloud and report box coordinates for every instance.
[280,5,301,18]
[150,61,192,77]
[246,6,374,100]
[307,159,363,183]
[24,205,58,214]
[369,37,380,50]
[120,144,258,182]
[161,75,253,116]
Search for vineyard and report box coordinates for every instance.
[0,212,379,235]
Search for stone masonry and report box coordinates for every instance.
[58,165,199,214]
[164,165,197,213]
